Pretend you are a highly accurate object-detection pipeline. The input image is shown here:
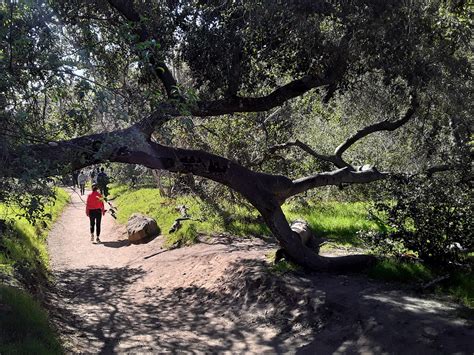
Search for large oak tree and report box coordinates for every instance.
[1,0,471,271]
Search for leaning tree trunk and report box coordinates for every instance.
[259,206,376,272]
[4,116,383,273]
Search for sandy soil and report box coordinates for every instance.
[47,189,473,354]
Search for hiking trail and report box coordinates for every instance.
[48,189,473,353]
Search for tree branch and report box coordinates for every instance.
[334,94,418,158]
[270,94,418,171]
[286,166,387,199]
[269,140,348,168]
[138,72,344,132]
[192,73,341,117]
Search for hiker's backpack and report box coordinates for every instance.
[97,172,109,185]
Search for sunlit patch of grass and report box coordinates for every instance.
[266,250,300,274]
[271,260,300,274]
[110,185,223,246]
[164,222,199,248]
[283,201,381,246]
[0,188,69,354]
[0,188,70,276]
[0,286,62,354]
[111,184,270,246]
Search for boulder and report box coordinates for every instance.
[127,213,159,242]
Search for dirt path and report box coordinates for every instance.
[48,189,473,354]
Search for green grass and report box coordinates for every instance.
[109,185,380,248]
[0,285,63,354]
[368,259,474,308]
[109,186,222,242]
[283,201,381,246]
[0,188,69,354]
[266,250,300,274]
[438,272,474,309]
[368,259,433,283]
[164,222,199,248]
[109,185,270,246]
[0,188,70,276]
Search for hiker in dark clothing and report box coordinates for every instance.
[72,170,79,188]
[97,167,109,199]
[90,169,96,184]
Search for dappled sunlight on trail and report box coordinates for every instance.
[47,190,473,353]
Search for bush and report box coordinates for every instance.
[368,174,473,267]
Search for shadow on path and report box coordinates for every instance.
[101,240,131,248]
[49,259,473,354]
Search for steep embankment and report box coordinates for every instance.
[0,188,69,354]
[47,189,474,353]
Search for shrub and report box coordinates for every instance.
[368,174,473,267]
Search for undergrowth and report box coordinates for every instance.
[439,272,474,309]
[0,285,63,354]
[0,187,69,354]
[0,188,69,278]
[368,259,473,308]
[368,259,433,283]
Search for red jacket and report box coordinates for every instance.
[86,191,105,216]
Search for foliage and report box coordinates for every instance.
[0,285,63,354]
[0,188,69,279]
[0,0,471,274]
[0,0,471,223]
[368,174,473,267]
[368,259,474,309]
[438,271,474,309]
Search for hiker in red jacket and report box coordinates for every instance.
[86,184,105,243]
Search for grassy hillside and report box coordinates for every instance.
[0,286,63,354]
[0,188,69,277]
[0,188,69,354]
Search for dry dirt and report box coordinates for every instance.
[47,189,473,354]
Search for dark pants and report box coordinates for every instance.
[80,183,85,195]
[72,174,79,187]
[89,209,102,236]
[99,184,108,199]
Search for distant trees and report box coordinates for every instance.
[1,0,471,270]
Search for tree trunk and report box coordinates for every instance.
[259,206,376,272]
[3,121,382,273]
